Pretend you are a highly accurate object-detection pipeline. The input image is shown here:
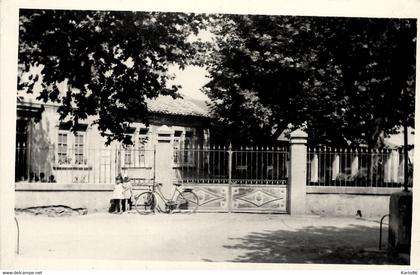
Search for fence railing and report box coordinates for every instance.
[16,145,289,185]
[174,146,289,185]
[307,147,414,188]
[17,144,412,188]
[174,146,229,184]
[15,146,155,185]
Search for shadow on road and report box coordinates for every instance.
[221,224,406,265]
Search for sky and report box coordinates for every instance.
[168,65,210,101]
[170,28,213,102]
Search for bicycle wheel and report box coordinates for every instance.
[175,191,199,213]
[134,191,156,214]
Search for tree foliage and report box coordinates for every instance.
[18,9,205,144]
[204,15,416,147]
[18,11,417,147]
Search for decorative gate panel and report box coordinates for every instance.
[231,185,287,213]
[183,184,229,211]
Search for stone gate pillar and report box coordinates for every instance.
[289,129,308,215]
[155,125,174,201]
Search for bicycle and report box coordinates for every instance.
[133,182,199,214]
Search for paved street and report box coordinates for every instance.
[14,212,406,265]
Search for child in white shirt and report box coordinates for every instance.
[122,176,133,212]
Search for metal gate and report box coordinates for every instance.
[174,146,289,213]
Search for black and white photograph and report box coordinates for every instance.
[0,0,419,271]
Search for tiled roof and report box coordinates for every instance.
[146,96,210,117]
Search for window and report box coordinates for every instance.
[124,146,133,166]
[74,134,85,165]
[56,123,87,166]
[122,128,150,167]
[138,128,149,167]
[123,136,134,166]
[184,131,194,163]
[173,130,183,164]
[172,130,195,166]
[58,132,69,164]
[122,128,136,166]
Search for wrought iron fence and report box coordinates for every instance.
[15,146,155,184]
[174,145,229,184]
[121,147,154,168]
[174,146,289,185]
[306,147,414,188]
[231,147,289,185]
[17,143,412,188]
[16,146,56,183]
[120,147,155,185]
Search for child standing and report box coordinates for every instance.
[112,175,124,214]
[122,176,133,212]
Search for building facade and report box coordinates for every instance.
[15,95,211,186]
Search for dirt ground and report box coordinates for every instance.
[13,212,407,265]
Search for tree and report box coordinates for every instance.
[204,15,416,147]
[18,9,205,144]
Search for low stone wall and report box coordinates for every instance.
[15,183,115,213]
[305,186,401,217]
[15,183,405,217]
[15,183,149,213]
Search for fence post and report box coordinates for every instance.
[289,129,308,215]
[228,143,233,213]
